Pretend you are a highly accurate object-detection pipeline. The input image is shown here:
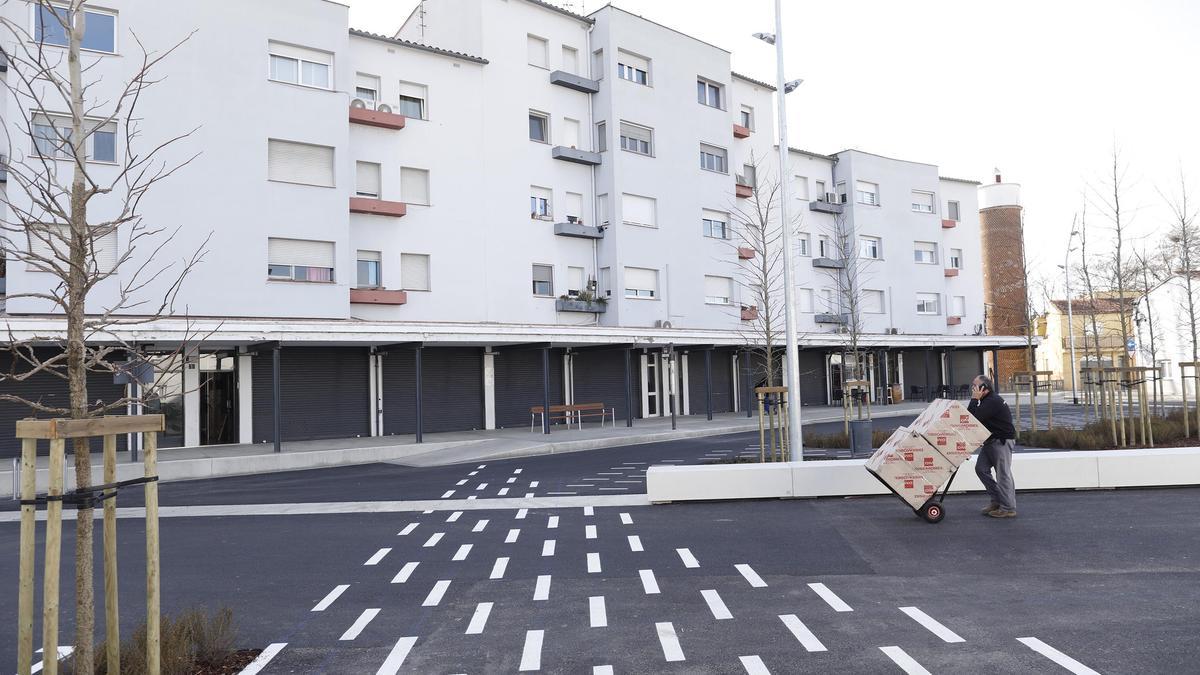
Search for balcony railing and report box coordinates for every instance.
[812,257,845,270]
[350,288,408,305]
[556,298,607,313]
[551,146,601,166]
[942,219,957,229]
[733,123,751,139]
[554,221,604,239]
[349,197,407,217]
[809,199,844,215]
[1062,335,1126,350]
[549,70,600,93]
[815,313,848,325]
[349,103,406,130]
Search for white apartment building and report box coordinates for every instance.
[0,0,1025,457]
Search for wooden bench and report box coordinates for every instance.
[571,402,614,428]
[530,404,573,431]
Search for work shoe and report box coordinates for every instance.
[988,509,1018,518]
[981,502,1000,515]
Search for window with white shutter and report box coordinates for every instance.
[26,224,117,274]
[916,292,940,315]
[914,241,938,264]
[268,42,332,89]
[797,232,811,256]
[565,192,584,222]
[952,295,966,317]
[797,288,814,313]
[948,200,961,221]
[616,50,649,84]
[855,180,879,206]
[704,275,733,304]
[624,266,657,298]
[562,118,581,148]
[621,193,656,227]
[567,266,585,295]
[530,186,552,219]
[397,81,427,119]
[532,264,554,296]
[268,139,335,187]
[355,161,381,198]
[401,253,430,291]
[355,73,380,107]
[527,34,548,68]
[267,237,335,282]
[911,190,935,213]
[793,175,810,201]
[702,209,729,239]
[561,45,579,74]
[699,144,727,173]
[619,122,653,155]
[863,289,885,314]
[401,167,430,205]
[356,250,381,288]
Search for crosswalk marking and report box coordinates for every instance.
[780,614,827,652]
[465,602,493,635]
[739,655,771,675]
[620,513,633,525]
[364,548,391,566]
[542,539,556,556]
[238,643,286,675]
[900,606,964,643]
[808,583,853,612]
[339,608,380,640]
[498,487,510,496]
[701,589,732,620]
[584,506,595,516]
[735,564,767,588]
[1017,637,1101,674]
[548,516,560,529]
[586,525,598,539]
[506,528,520,543]
[628,535,644,552]
[516,508,528,519]
[452,544,472,561]
[588,552,602,573]
[375,637,417,675]
[422,580,451,606]
[397,523,418,536]
[391,562,418,584]
[879,646,931,675]
[440,491,455,499]
[472,519,489,532]
[534,574,552,601]
[423,533,444,548]
[490,557,509,579]
[590,596,608,627]
[311,584,348,612]
[676,548,700,568]
[519,630,544,672]
[640,569,661,594]
[593,666,614,674]
[656,622,686,662]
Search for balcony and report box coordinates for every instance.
[549,70,600,93]
[812,257,845,270]
[349,198,407,217]
[741,306,759,321]
[942,219,957,229]
[349,105,406,130]
[551,146,602,166]
[944,268,959,277]
[738,247,756,260]
[351,288,408,305]
[815,313,848,325]
[735,182,754,198]
[809,199,844,215]
[556,298,607,313]
[554,220,604,239]
[733,123,751,139]
[946,316,962,326]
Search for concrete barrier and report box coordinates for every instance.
[647,447,1200,503]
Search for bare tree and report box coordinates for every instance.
[1089,144,1137,369]
[1132,247,1169,414]
[1160,167,1200,366]
[0,3,205,670]
[1076,204,1110,425]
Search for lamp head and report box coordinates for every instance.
[783,78,804,94]
[752,32,776,45]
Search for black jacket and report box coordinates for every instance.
[967,392,1015,441]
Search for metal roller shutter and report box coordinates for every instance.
[686,351,733,414]
[795,350,827,407]
[573,350,632,421]
[253,347,369,443]
[951,350,984,391]
[901,350,940,400]
[494,348,563,429]
[382,348,484,435]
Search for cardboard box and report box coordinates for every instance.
[910,399,992,466]
[865,444,939,510]
[893,430,956,487]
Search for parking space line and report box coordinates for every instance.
[628,535,644,551]
[599,487,629,491]
[735,564,767,588]
[676,548,700,568]
[590,596,608,627]
[238,642,286,675]
[640,569,661,594]
[452,544,473,561]
[620,513,633,525]
[311,584,348,612]
[473,519,489,532]
[376,636,417,675]
[615,480,642,484]
[499,488,510,496]
[516,508,528,519]
[780,614,827,652]
[899,607,964,643]
[584,506,595,516]
[597,472,622,475]
[534,574,552,601]
[583,478,610,482]
[465,602,493,635]
[1017,637,1100,675]
[739,655,770,675]
[567,484,591,488]
[548,516,560,529]
[339,608,380,640]
[506,528,521,543]
[391,562,418,583]
[490,557,509,579]
[656,622,686,662]
[423,533,444,548]
[542,540,556,556]
[440,491,455,499]
[519,630,544,672]
[548,491,577,495]
[422,580,451,606]
[398,523,418,536]
[588,552,601,573]
[586,525,598,539]
[364,548,391,566]
[422,509,434,514]
[879,646,931,675]
[701,589,732,620]
[808,583,853,612]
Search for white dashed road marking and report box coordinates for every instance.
[739,655,771,675]
[780,614,827,652]
[590,596,607,627]
[1017,637,1101,675]
[586,525,598,539]
[447,511,463,522]
[513,468,522,474]
[808,583,853,612]
[530,480,539,487]
[593,667,613,675]
[440,491,455,499]
[465,602,493,635]
[548,516,560,528]
[423,533,444,548]
[507,477,517,484]
[456,479,467,486]
[376,636,417,675]
[468,496,477,501]
[391,562,418,583]
[900,606,964,643]
[640,569,661,594]
[676,548,700,568]
[398,523,418,536]
[701,589,732,620]
[472,519,489,532]
[452,544,472,561]
[238,642,286,675]
[422,580,451,607]
[506,528,520,543]
[519,630,544,671]
[499,488,510,496]
[339,608,380,640]
[628,535,644,552]
[620,513,633,525]
[656,622,686,662]
[587,552,601,573]
[584,506,595,515]
[525,492,535,498]
[311,584,348,612]
[490,557,509,579]
[542,539,556,556]
[879,646,931,675]
[476,483,488,491]
[516,508,528,519]
[364,548,391,566]
[735,564,767,588]
[534,574,552,601]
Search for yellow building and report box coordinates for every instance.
[1037,296,1138,395]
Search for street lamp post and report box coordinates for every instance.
[754,0,805,457]
[1062,229,1080,405]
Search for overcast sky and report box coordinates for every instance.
[345,0,1200,292]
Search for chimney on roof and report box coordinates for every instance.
[994,167,1002,183]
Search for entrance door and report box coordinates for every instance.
[642,354,660,417]
[200,355,238,445]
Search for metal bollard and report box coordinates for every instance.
[11,457,17,500]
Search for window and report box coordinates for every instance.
[815,180,826,199]
[599,267,611,297]
[527,35,549,68]
[355,74,380,107]
[530,186,552,219]
[36,4,116,53]
[267,238,334,282]
[911,190,935,213]
[621,194,656,227]
[355,161,381,198]
[914,241,938,264]
[818,235,834,259]
[863,289,885,314]
[401,167,430,205]
[561,118,581,148]
[697,78,723,108]
[740,105,754,130]
[821,288,835,312]
[704,275,733,304]
[532,264,553,296]
[596,122,607,152]
[529,111,549,143]
[859,236,881,259]
[357,250,381,288]
[950,248,963,269]
[401,253,430,291]
[794,175,810,201]
[591,49,605,79]
[567,266,585,296]
[268,42,332,89]
[952,295,966,317]
[598,194,609,226]
[565,192,583,222]
[561,45,579,74]
[699,144,727,173]
[268,139,335,187]
[797,232,811,256]
[397,82,427,119]
[617,50,649,84]
[619,122,652,155]
[702,209,729,239]
[624,267,657,298]
[948,200,961,222]
[741,164,758,187]
[27,223,117,274]
[916,292,940,315]
[855,180,879,206]
[798,288,814,313]
[32,114,116,162]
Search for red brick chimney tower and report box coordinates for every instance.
[978,170,1030,382]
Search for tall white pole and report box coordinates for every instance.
[1065,250,1078,405]
[771,0,804,456]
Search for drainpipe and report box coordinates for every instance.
[585,19,601,326]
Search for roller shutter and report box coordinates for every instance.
[686,351,734,414]
[494,348,563,428]
[382,347,483,435]
[253,347,369,443]
[951,350,984,391]
[573,350,633,422]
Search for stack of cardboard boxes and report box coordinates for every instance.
[865,399,993,509]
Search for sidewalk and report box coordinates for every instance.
[2,403,928,492]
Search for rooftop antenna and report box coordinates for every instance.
[418,0,428,43]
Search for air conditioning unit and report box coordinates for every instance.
[376,103,394,114]
[973,323,985,335]
[654,320,673,329]
[350,98,368,109]
[886,327,900,335]
[825,192,840,204]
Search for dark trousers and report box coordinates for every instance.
[975,438,1017,511]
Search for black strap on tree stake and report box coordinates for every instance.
[20,475,159,509]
